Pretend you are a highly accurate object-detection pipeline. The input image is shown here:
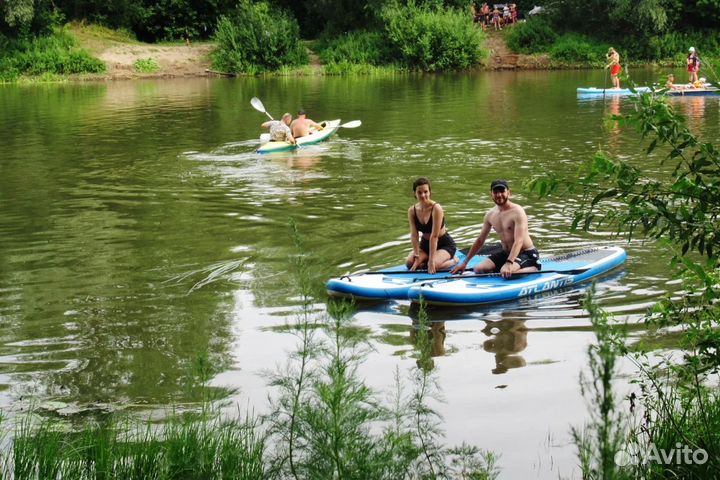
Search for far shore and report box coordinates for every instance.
[5,25,689,83]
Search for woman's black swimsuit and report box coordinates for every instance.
[414,204,457,258]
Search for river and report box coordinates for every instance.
[1,69,717,478]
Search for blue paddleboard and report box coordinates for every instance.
[326,251,485,300]
[407,246,627,306]
[576,87,650,96]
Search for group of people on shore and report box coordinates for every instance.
[406,177,539,278]
[605,46,707,90]
[472,3,518,31]
[261,110,323,144]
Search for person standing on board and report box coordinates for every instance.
[605,47,621,90]
[291,109,323,138]
[406,177,458,274]
[450,180,540,279]
[262,112,295,144]
[687,47,700,84]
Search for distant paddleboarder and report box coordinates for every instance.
[687,47,700,84]
[605,47,621,90]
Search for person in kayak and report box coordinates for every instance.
[406,177,458,274]
[262,112,295,144]
[451,179,540,279]
[605,47,621,90]
[291,109,324,138]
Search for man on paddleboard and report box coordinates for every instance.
[451,180,540,279]
[291,109,323,138]
[262,112,296,144]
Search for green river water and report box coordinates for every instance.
[1,69,718,478]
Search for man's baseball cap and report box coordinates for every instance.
[298,109,306,115]
[490,179,509,191]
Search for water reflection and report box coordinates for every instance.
[482,318,528,374]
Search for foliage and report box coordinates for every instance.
[571,286,632,480]
[530,89,720,478]
[1,0,60,38]
[317,30,395,66]
[545,0,667,38]
[626,363,720,478]
[381,1,486,71]
[505,16,557,54]
[133,57,159,73]
[549,34,610,65]
[0,27,105,80]
[645,31,720,63]
[53,0,237,42]
[211,0,307,74]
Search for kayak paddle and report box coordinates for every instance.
[338,243,504,278]
[416,268,591,283]
[251,97,274,120]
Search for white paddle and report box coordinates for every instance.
[250,97,274,120]
[339,120,361,128]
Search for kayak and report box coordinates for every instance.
[407,246,627,306]
[257,119,341,154]
[326,251,488,301]
[576,87,651,96]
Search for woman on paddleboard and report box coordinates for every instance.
[406,177,458,274]
[605,47,621,90]
[687,47,700,84]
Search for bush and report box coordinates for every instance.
[0,28,105,79]
[642,30,720,61]
[317,31,395,66]
[549,34,609,65]
[381,2,486,71]
[211,0,307,74]
[134,57,160,73]
[505,17,557,54]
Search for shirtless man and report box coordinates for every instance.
[451,180,540,279]
[290,109,323,138]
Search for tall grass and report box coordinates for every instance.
[0,28,105,82]
[573,285,720,479]
[317,30,394,66]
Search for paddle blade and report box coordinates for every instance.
[340,120,362,128]
[250,97,266,113]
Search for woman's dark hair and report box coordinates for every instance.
[413,177,431,193]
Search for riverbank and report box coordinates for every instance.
[64,23,549,80]
[70,23,214,80]
[7,23,700,82]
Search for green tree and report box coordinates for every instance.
[1,0,56,37]
[548,0,670,37]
